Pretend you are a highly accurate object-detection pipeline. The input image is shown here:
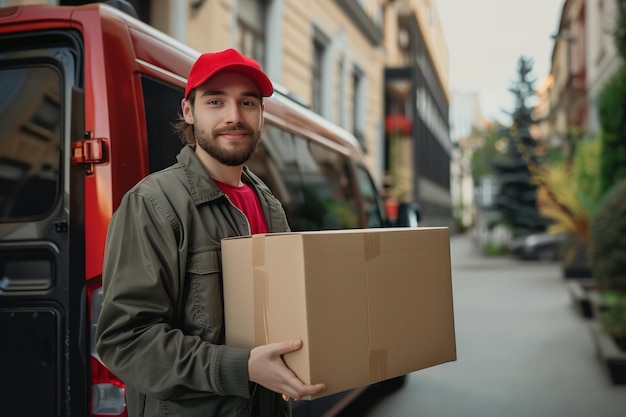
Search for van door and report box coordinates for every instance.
[0,30,88,417]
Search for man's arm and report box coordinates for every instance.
[95,191,251,400]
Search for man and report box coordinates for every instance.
[96,48,326,417]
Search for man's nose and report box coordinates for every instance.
[225,102,243,125]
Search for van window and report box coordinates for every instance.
[247,125,359,231]
[0,65,61,221]
[140,81,365,231]
[355,165,385,228]
[294,134,359,230]
[141,76,185,173]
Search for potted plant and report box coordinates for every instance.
[588,178,626,384]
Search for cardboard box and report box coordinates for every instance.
[222,227,455,399]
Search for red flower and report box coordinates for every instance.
[385,114,412,135]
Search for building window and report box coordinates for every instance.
[352,66,366,149]
[312,27,330,114]
[237,0,266,65]
[60,0,149,20]
[338,56,346,126]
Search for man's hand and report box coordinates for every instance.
[248,339,326,400]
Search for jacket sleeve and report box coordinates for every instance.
[95,190,252,401]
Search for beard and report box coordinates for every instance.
[195,124,261,166]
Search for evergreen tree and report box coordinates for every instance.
[490,56,551,234]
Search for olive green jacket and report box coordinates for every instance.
[96,145,291,417]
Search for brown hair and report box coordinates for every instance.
[173,90,197,145]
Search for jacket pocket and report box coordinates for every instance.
[185,248,224,339]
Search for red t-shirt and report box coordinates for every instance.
[215,180,269,235]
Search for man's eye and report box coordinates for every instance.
[242,100,258,107]
[208,99,221,105]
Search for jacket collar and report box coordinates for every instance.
[176,144,258,206]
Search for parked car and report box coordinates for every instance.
[395,202,421,227]
[508,232,565,261]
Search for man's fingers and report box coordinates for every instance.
[273,339,303,356]
[283,382,327,401]
[250,339,326,399]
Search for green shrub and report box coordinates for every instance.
[589,178,626,291]
[597,67,626,195]
[600,291,626,350]
[573,133,602,211]
[483,242,508,256]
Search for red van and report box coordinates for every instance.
[0,3,401,417]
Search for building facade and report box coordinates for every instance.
[383,0,452,227]
[535,0,623,148]
[534,0,587,161]
[129,0,389,183]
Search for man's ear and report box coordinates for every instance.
[182,98,194,124]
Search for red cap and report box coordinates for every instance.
[185,49,273,99]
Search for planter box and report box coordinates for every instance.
[560,233,591,279]
[589,321,626,385]
[566,279,598,319]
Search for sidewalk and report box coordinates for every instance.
[363,233,626,417]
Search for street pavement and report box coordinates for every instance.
[358,232,626,417]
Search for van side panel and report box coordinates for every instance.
[99,10,147,203]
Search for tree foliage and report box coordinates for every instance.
[596,0,626,196]
[615,0,626,59]
[590,178,626,291]
[534,133,602,243]
[490,56,549,233]
[507,56,536,130]
[468,124,507,184]
[597,67,626,195]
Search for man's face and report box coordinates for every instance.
[183,71,264,166]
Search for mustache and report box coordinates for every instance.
[214,125,252,135]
